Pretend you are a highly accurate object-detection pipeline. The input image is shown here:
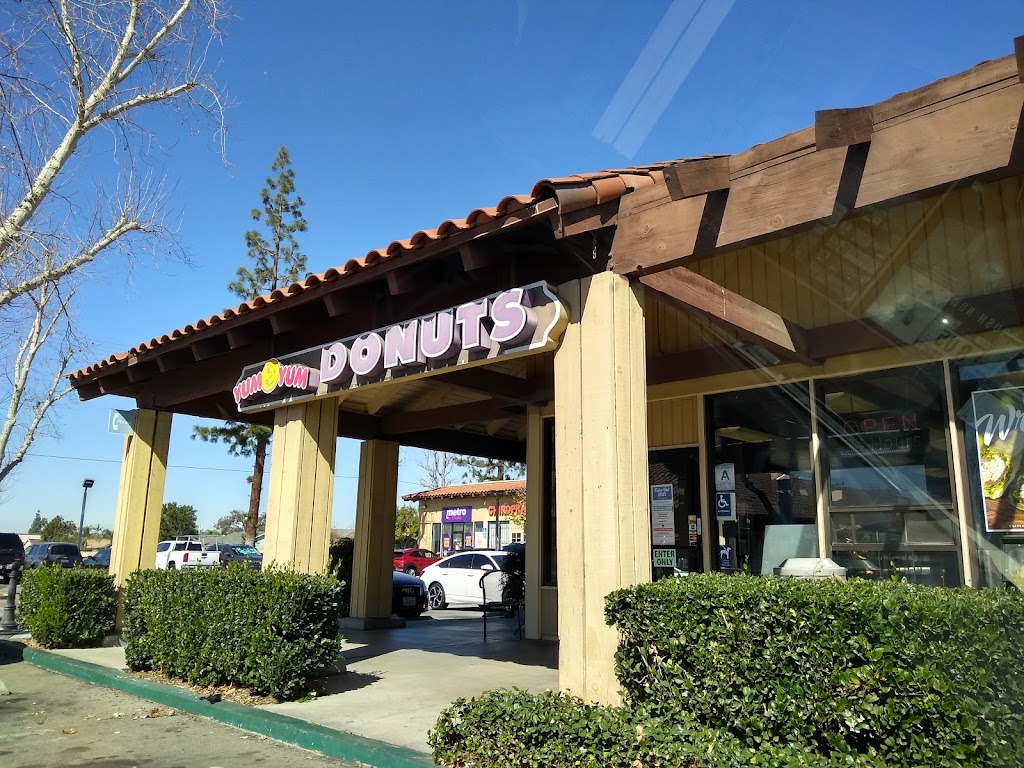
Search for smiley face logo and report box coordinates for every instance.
[261,359,281,394]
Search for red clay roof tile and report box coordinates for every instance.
[68,162,683,385]
[402,479,526,502]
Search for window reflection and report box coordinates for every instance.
[709,383,816,575]
[819,364,959,586]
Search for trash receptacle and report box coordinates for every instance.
[776,557,847,580]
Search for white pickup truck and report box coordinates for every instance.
[154,538,221,570]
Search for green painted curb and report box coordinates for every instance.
[0,639,432,768]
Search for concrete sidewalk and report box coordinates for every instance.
[12,609,558,756]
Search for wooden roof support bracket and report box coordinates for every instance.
[460,240,505,271]
[639,267,816,367]
[814,106,874,150]
[662,157,731,200]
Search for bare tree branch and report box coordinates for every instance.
[0,275,75,487]
[0,0,227,492]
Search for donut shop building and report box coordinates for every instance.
[69,45,1024,705]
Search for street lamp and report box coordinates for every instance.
[77,478,95,551]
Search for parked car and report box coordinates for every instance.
[207,543,263,568]
[154,539,221,570]
[392,547,439,576]
[24,542,82,569]
[419,549,508,609]
[83,545,111,569]
[0,532,25,583]
[392,570,428,617]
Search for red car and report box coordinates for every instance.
[393,548,439,576]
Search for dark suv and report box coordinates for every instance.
[0,533,25,583]
[25,542,83,569]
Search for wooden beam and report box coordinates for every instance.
[397,428,525,463]
[1016,35,1024,83]
[386,267,418,296]
[154,348,193,374]
[663,157,731,200]
[856,84,1023,207]
[191,335,230,362]
[647,347,751,385]
[555,198,619,239]
[612,80,1023,276]
[226,322,267,350]
[640,267,814,365]
[380,400,520,435]
[336,408,381,441]
[459,241,505,271]
[815,107,873,150]
[144,340,274,408]
[486,418,511,435]
[435,367,553,403]
[125,359,159,384]
[363,382,408,415]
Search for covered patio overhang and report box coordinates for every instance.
[67,37,1024,707]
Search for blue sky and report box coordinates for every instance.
[4,0,1021,534]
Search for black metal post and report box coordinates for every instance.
[77,478,95,551]
[1,562,22,632]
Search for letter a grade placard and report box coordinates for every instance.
[231,281,567,413]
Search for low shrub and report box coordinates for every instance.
[123,565,344,699]
[429,689,887,768]
[328,537,353,616]
[17,566,116,648]
[605,574,1024,767]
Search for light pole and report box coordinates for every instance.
[78,478,95,551]
[493,494,502,550]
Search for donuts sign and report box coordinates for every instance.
[233,281,567,412]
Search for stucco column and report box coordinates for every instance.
[350,439,400,620]
[554,272,651,705]
[110,408,172,629]
[262,398,338,574]
[524,405,544,640]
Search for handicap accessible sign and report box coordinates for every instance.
[715,492,737,522]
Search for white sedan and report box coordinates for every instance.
[420,550,508,609]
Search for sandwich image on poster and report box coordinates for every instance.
[971,387,1024,532]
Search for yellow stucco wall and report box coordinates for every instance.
[412,495,525,553]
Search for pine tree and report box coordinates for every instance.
[193,147,308,545]
[28,511,46,535]
[454,456,525,483]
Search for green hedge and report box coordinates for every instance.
[430,689,887,768]
[17,566,117,648]
[123,565,344,699]
[605,574,1024,767]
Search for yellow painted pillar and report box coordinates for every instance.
[524,405,544,640]
[262,398,338,573]
[554,272,651,705]
[110,409,172,629]
[350,440,400,620]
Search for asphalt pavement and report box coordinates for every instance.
[0,659,362,768]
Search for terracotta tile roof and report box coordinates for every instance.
[69,162,686,386]
[402,479,526,502]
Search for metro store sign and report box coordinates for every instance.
[232,281,567,412]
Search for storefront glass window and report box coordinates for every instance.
[818,364,960,586]
[955,353,1024,588]
[709,383,816,575]
[542,418,557,586]
[648,447,703,577]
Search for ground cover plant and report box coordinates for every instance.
[122,565,344,700]
[17,566,117,648]
[432,574,1024,767]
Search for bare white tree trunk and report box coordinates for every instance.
[0,0,226,491]
[0,262,75,486]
